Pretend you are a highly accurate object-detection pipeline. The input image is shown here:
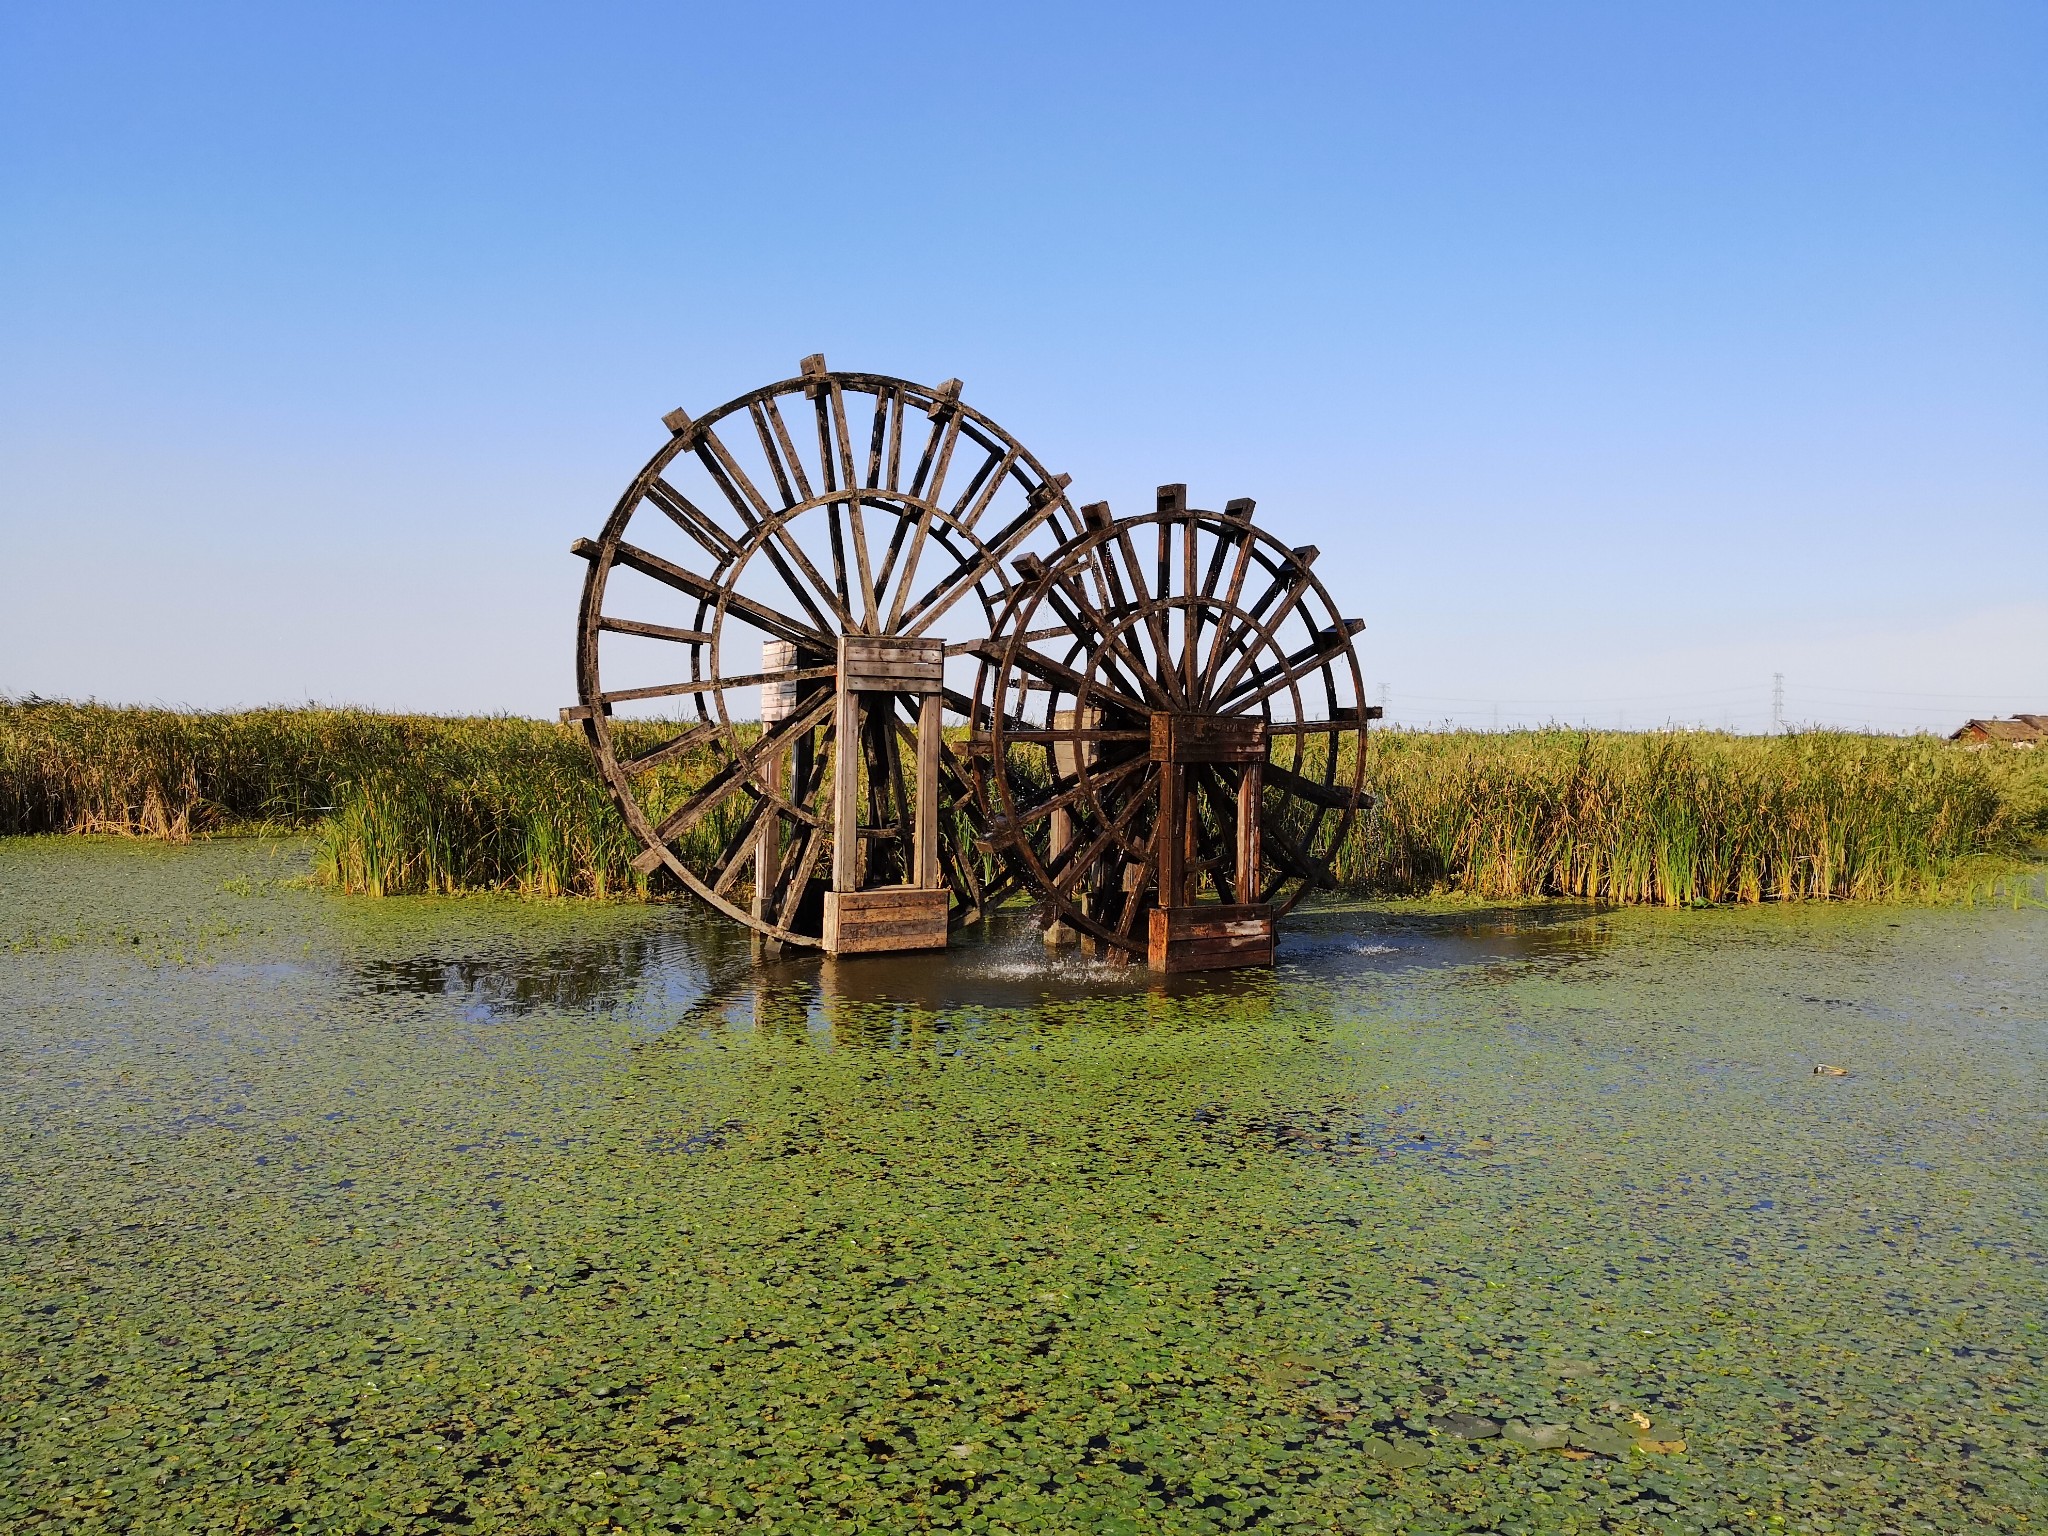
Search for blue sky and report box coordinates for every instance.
[3,1,2042,731]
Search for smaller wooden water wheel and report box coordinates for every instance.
[567,356,1082,953]
[967,486,1376,970]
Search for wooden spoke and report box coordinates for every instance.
[1209,559,1321,702]
[620,726,718,776]
[983,644,1148,717]
[1109,522,1183,708]
[598,664,836,707]
[597,616,713,645]
[885,387,906,492]
[1217,621,1363,713]
[907,383,964,505]
[773,822,828,930]
[710,794,777,899]
[1038,576,1176,713]
[754,398,815,504]
[1200,541,1285,695]
[1262,760,1359,812]
[864,387,891,491]
[645,479,743,566]
[982,755,1149,848]
[692,426,851,633]
[1259,805,1335,888]
[1046,775,1155,900]
[646,693,835,846]
[897,479,1070,636]
[582,538,829,650]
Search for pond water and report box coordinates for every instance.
[1,837,2043,1534]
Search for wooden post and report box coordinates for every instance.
[752,746,784,924]
[832,685,861,893]
[1236,760,1262,904]
[914,692,941,889]
[755,639,795,929]
[1046,707,1095,948]
[1157,763,1185,909]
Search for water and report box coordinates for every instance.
[2,837,2044,1533]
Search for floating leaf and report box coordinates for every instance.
[1572,1425,1637,1459]
[1370,1439,1431,1469]
[1428,1412,1499,1440]
[1503,1420,1571,1450]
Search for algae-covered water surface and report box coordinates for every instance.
[2,839,2043,1534]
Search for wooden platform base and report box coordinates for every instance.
[823,888,950,955]
[1147,904,1275,972]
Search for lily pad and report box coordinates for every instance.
[1429,1412,1500,1440]
[1572,1424,1638,1459]
[1503,1420,1571,1450]
[1364,1437,1432,1469]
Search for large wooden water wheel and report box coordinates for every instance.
[567,356,1082,952]
[967,486,1375,970]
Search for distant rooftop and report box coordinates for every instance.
[1950,714,2048,746]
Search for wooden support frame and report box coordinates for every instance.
[821,633,951,955]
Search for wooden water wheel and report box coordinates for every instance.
[567,355,1082,952]
[966,485,1376,970]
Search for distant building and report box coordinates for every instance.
[1949,714,2048,748]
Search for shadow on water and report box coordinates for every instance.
[342,898,1613,1036]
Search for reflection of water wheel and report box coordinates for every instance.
[567,355,1080,951]
[968,486,1373,969]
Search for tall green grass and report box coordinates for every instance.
[314,717,745,898]
[6,700,2044,904]
[1341,728,2048,904]
[0,699,734,897]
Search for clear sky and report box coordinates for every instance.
[3,1,2043,732]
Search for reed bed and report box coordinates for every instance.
[5,700,2043,905]
[1341,728,2047,904]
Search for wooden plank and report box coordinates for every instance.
[841,663,947,689]
[1149,713,1268,764]
[838,634,945,692]
[1150,903,1273,939]
[823,887,950,954]
[1147,904,1275,971]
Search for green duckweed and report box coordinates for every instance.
[1,837,2043,1533]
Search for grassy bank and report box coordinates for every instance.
[5,699,2044,904]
